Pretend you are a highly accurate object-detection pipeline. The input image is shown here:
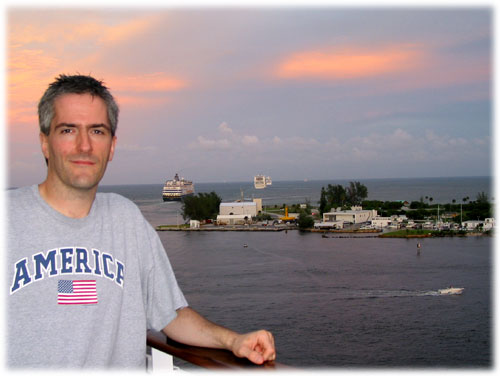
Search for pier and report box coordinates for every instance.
[156,225,293,232]
[156,224,383,234]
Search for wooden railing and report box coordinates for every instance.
[147,330,290,370]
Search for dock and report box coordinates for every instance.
[156,225,293,232]
[156,225,382,233]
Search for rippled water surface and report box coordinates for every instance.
[161,231,491,368]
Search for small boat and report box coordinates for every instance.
[243,244,248,248]
[438,287,464,295]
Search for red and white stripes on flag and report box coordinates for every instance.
[57,280,98,305]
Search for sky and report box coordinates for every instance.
[5,3,493,186]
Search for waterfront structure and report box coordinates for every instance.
[217,200,260,225]
[314,221,343,230]
[253,198,263,213]
[190,220,200,229]
[162,173,195,201]
[322,206,377,224]
[219,201,258,217]
[216,214,251,225]
[371,217,392,229]
[371,215,407,229]
[462,218,495,231]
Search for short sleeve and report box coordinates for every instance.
[144,225,188,331]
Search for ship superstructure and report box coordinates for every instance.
[162,173,195,201]
[254,175,266,189]
[254,175,272,189]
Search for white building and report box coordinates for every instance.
[189,220,200,229]
[314,221,343,229]
[253,198,263,213]
[371,217,392,229]
[216,214,251,225]
[462,218,495,231]
[484,218,495,230]
[217,200,261,225]
[371,215,407,229]
[462,220,483,230]
[219,201,258,217]
[323,206,377,224]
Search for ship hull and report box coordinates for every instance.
[162,193,194,202]
[162,173,195,202]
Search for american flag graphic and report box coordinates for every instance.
[57,280,98,305]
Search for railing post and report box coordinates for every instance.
[146,331,175,373]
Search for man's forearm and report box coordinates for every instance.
[162,306,276,364]
[162,307,237,350]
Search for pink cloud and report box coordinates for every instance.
[272,41,489,101]
[109,72,187,93]
[275,44,424,80]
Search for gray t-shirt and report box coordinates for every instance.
[7,185,188,369]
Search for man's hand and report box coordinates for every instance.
[163,308,276,365]
[230,330,276,365]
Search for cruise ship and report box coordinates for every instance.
[254,175,271,189]
[162,173,195,201]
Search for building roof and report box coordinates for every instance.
[220,202,256,207]
[324,209,373,215]
[217,214,251,219]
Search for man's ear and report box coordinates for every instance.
[40,132,50,161]
[108,136,117,162]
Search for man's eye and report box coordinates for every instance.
[61,128,73,134]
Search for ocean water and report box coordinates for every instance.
[161,232,491,368]
[98,176,492,368]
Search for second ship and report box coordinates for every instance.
[162,173,195,201]
[254,175,272,189]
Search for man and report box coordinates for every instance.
[7,74,276,368]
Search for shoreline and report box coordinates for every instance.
[156,225,489,237]
[156,225,381,233]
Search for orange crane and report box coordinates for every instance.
[280,206,296,222]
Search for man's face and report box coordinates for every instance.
[40,93,116,192]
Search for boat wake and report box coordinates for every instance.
[336,288,464,300]
[248,245,465,299]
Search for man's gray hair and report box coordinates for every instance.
[38,74,119,136]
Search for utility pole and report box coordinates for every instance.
[437,204,440,228]
[460,203,463,229]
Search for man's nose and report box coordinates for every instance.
[77,131,92,153]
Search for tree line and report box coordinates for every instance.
[362,191,492,221]
[318,181,368,216]
[182,192,221,221]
